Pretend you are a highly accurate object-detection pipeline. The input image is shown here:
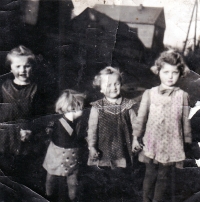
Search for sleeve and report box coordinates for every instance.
[132,90,150,137]
[182,92,192,143]
[87,106,99,148]
[0,83,6,123]
[129,108,137,136]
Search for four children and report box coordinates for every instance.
[0,45,194,202]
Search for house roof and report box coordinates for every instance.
[93,4,166,29]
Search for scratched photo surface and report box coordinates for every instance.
[0,0,200,201]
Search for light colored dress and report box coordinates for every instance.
[133,86,192,167]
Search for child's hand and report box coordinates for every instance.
[132,138,143,153]
[45,127,53,135]
[20,129,32,142]
[89,147,99,161]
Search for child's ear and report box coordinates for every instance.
[150,65,159,75]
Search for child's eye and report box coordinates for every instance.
[25,65,31,68]
[71,107,77,112]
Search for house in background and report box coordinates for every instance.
[94,4,166,53]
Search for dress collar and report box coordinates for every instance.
[62,114,74,124]
[158,85,180,96]
[103,97,123,105]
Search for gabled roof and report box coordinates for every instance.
[93,4,166,29]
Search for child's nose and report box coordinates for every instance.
[20,66,26,72]
[111,85,116,90]
[169,73,173,78]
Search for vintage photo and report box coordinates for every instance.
[0,0,200,201]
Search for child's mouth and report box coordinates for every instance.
[19,74,27,77]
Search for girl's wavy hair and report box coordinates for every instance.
[93,66,123,87]
[151,50,190,77]
[55,89,86,114]
[6,45,36,69]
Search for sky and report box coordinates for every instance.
[71,0,200,50]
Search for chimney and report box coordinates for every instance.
[138,4,143,11]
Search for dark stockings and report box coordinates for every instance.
[143,162,172,202]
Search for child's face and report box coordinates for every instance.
[100,74,121,99]
[73,110,83,119]
[10,56,32,85]
[159,63,180,88]
[64,109,83,121]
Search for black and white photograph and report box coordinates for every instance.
[0,0,200,201]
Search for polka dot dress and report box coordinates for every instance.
[90,98,135,168]
[142,87,185,164]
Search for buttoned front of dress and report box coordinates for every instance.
[43,142,79,176]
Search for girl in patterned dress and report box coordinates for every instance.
[132,50,192,202]
[87,66,140,196]
[43,89,85,202]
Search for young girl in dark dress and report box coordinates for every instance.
[87,66,139,199]
[0,45,44,180]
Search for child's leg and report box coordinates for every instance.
[109,167,133,198]
[153,164,172,202]
[45,173,57,198]
[67,169,79,201]
[46,173,69,202]
[143,162,158,202]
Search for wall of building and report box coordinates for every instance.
[128,24,155,48]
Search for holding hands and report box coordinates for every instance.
[132,136,143,153]
[89,147,100,161]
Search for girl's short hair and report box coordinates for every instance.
[55,89,85,114]
[151,50,190,77]
[93,66,123,87]
[6,45,36,69]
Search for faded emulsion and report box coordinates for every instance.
[0,0,200,201]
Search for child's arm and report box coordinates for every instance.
[129,107,142,152]
[132,90,150,152]
[87,106,99,160]
[183,92,192,144]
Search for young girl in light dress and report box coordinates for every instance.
[132,50,192,202]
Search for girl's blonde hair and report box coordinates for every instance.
[151,50,190,77]
[6,45,36,69]
[55,89,85,114]
[93,66,123,87]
